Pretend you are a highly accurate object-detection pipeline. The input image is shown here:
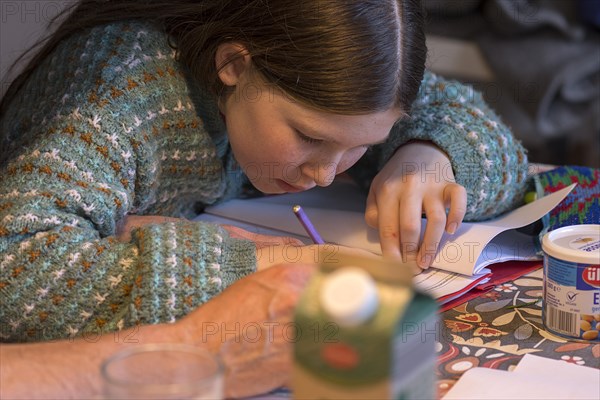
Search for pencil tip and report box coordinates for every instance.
[292,205,301,212]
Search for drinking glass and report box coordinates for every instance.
[101,343,223,399]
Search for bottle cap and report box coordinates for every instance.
[319,267,379,327]
[542,224,600,264]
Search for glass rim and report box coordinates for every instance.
[101,343,224,390]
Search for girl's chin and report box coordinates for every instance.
[250,179,305,194]
[248,180,284,195]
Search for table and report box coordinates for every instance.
[436,266,600,398]
[253,264,599,400]
[237,164,600,398]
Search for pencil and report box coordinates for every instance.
[292,205,325,244]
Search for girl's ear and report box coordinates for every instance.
[215,43,251,86]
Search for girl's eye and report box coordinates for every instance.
[296,130,322,144]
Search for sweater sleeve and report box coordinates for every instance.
[348,70,529,221]
[0,23,256,343]
[0,116,256,343]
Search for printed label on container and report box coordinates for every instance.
[544,257,600,341]
[578,265,600,290]
[568,237,600,253]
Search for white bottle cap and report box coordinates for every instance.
[319,267,379,327]
[542,224,600,264]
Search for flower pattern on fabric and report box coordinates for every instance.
[444,313,508,337]
[560,355,586,365]
[481,291,502,301]
[494,283,518,293]
[436,267,600,396]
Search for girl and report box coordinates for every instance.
[0,0,528,343]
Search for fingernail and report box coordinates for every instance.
[447,222,458,235]
[418,254,432,269]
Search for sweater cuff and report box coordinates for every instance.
[408,121,528,220]
[219,235,257,289]
[129,221,256,325]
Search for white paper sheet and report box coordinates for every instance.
[197,211,491,300]
[515,354,600,379]
[196,180,573,300]
[202,182,575,276]
[443,355,600,400]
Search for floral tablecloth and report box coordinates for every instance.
[258,266,599,400]
[436,267,600,398]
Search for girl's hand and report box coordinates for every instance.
[365,141,467,269]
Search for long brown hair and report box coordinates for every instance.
[0,0,426,161]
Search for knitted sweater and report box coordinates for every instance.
[0,21,528,342]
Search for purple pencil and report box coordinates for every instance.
[292,205,325,244]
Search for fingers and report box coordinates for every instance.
[221,225,304,247]
[364,187,379,228]
[417,183,466,269]
[417,200,446,269]
[374,187,402,258]
[369,184,423,263]
[223,225,305,271]
[398,194,422,263]
[281,236,305,247]
[369,182,467,269]
[220,224,255,240]
[256,244,323,271]
[254,234,303,248]
[444,183,467,234]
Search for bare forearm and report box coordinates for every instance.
[1,324,178,399]
[1,264,316,399]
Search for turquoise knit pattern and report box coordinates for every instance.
[0,21,255,342]
[0,21,528,342]
[406,72,529,217]
[350,72,529,219]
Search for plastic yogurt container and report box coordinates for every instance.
[542,224,600,342]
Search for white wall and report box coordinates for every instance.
[0,0,75,98]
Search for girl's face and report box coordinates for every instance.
[221,78,403,194]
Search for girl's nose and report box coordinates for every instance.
[301,157,340,187]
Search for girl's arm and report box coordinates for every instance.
[349,70,529,221]
[347,71,529,267]
[0,21,257,343]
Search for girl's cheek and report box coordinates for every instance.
[336,148,367,173]
[282,144,309,166]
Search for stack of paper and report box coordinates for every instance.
[443,354,600,399]
[196,179,574,302]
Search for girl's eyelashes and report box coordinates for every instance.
[295,128,375,151]
[296,130,323,144]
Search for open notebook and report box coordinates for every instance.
[195,179,575,302]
